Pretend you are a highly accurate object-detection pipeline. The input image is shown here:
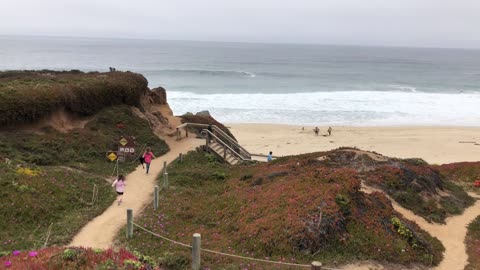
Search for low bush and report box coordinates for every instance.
[0,70,148,126]
[0,247,159,270]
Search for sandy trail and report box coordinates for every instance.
[344,185,480,270]
[69,136,202,249]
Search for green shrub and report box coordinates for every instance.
[212,171,226,180]
[158,252,189,269]
[62,248,77,261]
[0,70,148,126]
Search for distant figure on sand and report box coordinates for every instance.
[314,127,319,136]
[112,175,126,205]
[143,147,156,174]
[328,127,332,136]
[267,151,273,162]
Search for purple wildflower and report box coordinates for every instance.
[5,261,12,267]
[28,251,38,257]
[12,250,20,256]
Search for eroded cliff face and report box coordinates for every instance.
[144,87,168,105]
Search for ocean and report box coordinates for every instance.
[1,35,480,126]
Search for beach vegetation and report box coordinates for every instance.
[0,70,148,126]
[466,215,480,270]
[0,71,169,254]
[0,162,116,252]
[119,149,445,268]
[0,247,159,270]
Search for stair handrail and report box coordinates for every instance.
[178,123,251,159]
[201,129,248,162]
[210,125,251,159]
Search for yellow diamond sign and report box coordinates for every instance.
[119,137,128,146]
[108,152,117,161]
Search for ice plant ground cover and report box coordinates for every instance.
[0,247,159,270]
[466,215,480,270]
[118,149,460,269]
[0,162,116,252]
[0,105,170,253]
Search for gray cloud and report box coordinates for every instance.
[1,0,479,48]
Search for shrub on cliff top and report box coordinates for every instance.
[0,70,148,126]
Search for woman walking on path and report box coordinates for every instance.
[112,175,126,205]
[143,147,156,174]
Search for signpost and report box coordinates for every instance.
[117,136,136,162]
[107,151,117,161]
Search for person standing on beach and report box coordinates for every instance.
[267,151,273,162]
[112,175,126,205]
[314,127,319,136]
[143,147,156,174]
[328,127,332,136]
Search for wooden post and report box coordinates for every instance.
[206,133,209,146]
[192,233,201,270]
[176,128,180,140]
[163,161,167,174]
[179,153,183,162]
[126,209,133,238]
[311,261,322,270]
[154,185,159,210]
[223,147,227,160]
[164,172,169,190]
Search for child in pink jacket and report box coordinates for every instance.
[112,175,126,205]
[143,147,156,174]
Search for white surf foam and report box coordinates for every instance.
[167,91,480,126]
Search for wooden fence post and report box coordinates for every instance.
[164,172,169,190]
[311,261,322,270]
[179,153,183,162]
[154,185,159,210]
[127,209,133,238]
[163,161,167,174]
[192,233,201,270]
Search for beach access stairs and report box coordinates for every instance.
[175,123,252,165]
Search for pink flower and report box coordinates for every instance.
[12,250,20,256]
[28,251,38,257]
[5,261,12,267]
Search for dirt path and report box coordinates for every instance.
[69,137,202,249]
[342,185,480,270]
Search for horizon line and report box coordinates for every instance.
[1,33,480,51]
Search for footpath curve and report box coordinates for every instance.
[342,185,480,270]
[69,137,202,249]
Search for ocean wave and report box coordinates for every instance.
[158,69,256,78]
[388,84,418,92]
[167,90,480,126]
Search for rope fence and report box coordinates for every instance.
[129,216,340,270]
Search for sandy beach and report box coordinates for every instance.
[228,124,480,164]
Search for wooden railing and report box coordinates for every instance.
[176,123,251,160]
[201,129,248,163]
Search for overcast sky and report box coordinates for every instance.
[1,0,480,48]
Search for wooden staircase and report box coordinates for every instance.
[208,142,241,165]
[175,123,251,165]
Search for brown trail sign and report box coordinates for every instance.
[117,136,136,162]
